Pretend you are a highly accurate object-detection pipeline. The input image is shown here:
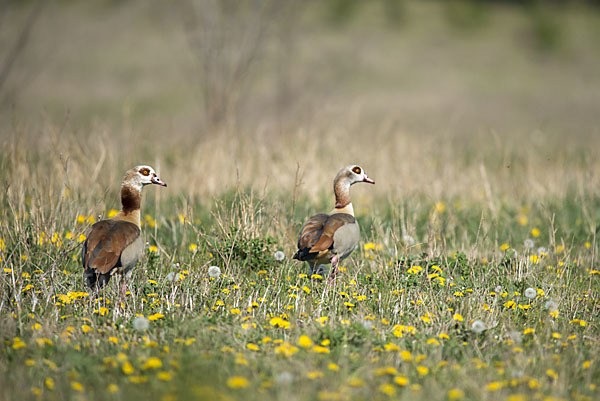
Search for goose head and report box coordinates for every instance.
[335,165,375,187]
[123,165,167,191]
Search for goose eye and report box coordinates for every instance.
[139,168,150,176]
[352,167,362,175]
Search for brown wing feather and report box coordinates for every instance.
[297,214,329,250]
[83,220,141,274]
[308,214,356,253]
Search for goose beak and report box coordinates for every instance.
[151,176,167,187]
[363,176,375,184]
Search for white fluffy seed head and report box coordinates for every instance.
[524,288,536,299]
[133,316,149,331]
[275,371,293,385]
[471,320,486,333]
[545,300,559,312]
[524,239,535,249]
[402,234,416,246]
[208,265,221,278]
[273,251,285,262]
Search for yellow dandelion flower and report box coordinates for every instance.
[188,244,198,252]
[375,367,396,377]
[517,215,528,226]
[157,371,172,381]
[328,363,339,371]
[379,383,396,396]
[12,337,26,349]
[71,381,84,392]
[143,357,162,370]
[384,343,400,352]
[148,313,164,321]
[312,345,330,354]
[427,338,440,345]
[148,245,158,253]
[453,313,463,322]
[122,362,134,375]
[270,317,290,328]
[447,389,464,400]
[227,376,249,389]
[307,371,324,379]
[486,381,504,391]
[128,375,147,384]
[246,343,260,351]
[298,335,313,348]
[274,341,298,357]
[416,366,429,376]
[45,378,55,390]
[348,377,366,387]
[108,384,118,393]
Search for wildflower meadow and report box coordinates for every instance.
[1,1,599,401]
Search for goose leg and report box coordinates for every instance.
[328,255,340,283]
[120,281,127,301]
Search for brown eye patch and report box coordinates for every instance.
[352,166,362,175]
[139,168,150,176]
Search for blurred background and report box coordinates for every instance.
[1,0,599,209]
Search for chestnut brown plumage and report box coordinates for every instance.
[293,165,374,279]
[82,165,166,294]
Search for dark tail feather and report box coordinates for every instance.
[293,248,318,262]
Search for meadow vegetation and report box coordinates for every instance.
[0,1,599,400]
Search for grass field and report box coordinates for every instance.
[1,1,600,400]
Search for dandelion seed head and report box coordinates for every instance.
[275,371,293,385]
[524,239,535,249]
[509,330,522,344]
[361,319,373,330]
[511,369,524,379]
[524,288,536,299]
[273,251,285,262]
[133,316,149,331]
[545,300,558,312]
[208,266,221,278]
[402,235,416,246]
[166,272,177,282]
[471,320,486,333]
[494,286,503,293]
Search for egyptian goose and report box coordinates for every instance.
[82,165,166,294]
[293,165,374,278]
